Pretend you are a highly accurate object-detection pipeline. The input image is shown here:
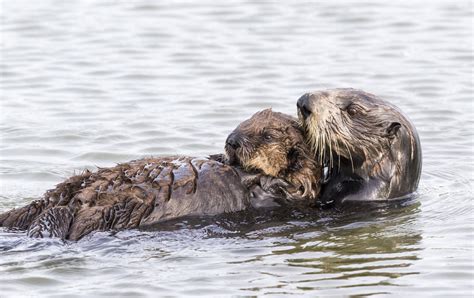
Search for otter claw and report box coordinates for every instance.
[259,176,290,192]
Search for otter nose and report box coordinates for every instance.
[297,93,313,120]
[226,133,241,150]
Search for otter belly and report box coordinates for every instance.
[139,157,249,228]
[0,157,250,240]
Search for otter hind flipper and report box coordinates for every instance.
[27,206,74,239]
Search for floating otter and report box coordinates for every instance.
[297,88,421,206]
[0,109,322,240]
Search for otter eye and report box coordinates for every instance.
[346,104,358,116]
[263,133,273,141]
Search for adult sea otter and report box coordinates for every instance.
[297,88,422,206]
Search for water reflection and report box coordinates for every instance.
[233,202,423,294]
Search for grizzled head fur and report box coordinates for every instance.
[225,109,321,199]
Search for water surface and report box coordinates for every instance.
[1,0,473,296]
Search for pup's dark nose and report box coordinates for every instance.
[297,93,313,120]
[226,133,241,150]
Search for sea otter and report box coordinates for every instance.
[297,88,421,206]
[0,109,322,240]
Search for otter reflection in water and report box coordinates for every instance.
[297,88,422,206]
[0,109,322,240]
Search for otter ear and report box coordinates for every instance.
[385,122,401,137]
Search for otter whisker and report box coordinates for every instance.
[318,124,323,165]
[335,133,341,170]
[341,137,355,172]
[327,126,334,170]
[323,125,327,167]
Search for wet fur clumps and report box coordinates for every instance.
[225,109,322,201]
[0,157,249,240]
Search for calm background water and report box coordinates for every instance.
[0,0,473,296]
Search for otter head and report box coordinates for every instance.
[225,109,321,199]
[297,88,421,200]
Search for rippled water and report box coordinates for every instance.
[1,0,473,296]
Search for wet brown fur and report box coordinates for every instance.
[225,109,322,201]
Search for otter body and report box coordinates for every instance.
[0,157,251,240]
[297,88,421,206]
[0,110,321,240]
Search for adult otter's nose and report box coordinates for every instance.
[297,93,313,120]
[226,133,241,149]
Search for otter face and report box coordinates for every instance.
[297,88,403,171]
[225,109,304,176]
[225,109,321,199]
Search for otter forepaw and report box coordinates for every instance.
[208,154,228,164]
[259,176,290,192]
[259,176,316,205]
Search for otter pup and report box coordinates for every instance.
[297,88,421,206]
[0,109,321,240]
[223,109,321,204]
